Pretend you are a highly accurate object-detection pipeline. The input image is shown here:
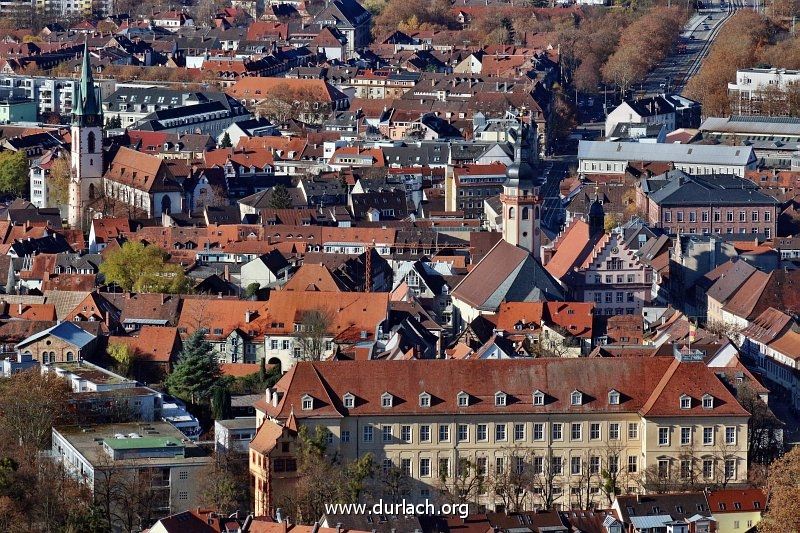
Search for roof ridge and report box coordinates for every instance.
[639,357,681,416]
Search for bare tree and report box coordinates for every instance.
[529,450,561,510]
[294,308,334,361]
[488,448,530,512]
[0,369,71,449]
[92,456,162,533]
[379,464,412,504]
[437,457,485,507]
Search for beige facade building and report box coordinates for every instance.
[250,357,751,516]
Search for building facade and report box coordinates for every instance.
[250,358,751,515]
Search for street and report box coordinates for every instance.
[639,0,758,97]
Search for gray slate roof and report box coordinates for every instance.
[578,140,756,167]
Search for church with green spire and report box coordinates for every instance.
[68,41,104,230]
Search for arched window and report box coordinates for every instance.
[508,207,516,220]
[161,195,172,215]
[87,131,96,154]
[522,207,530,220]
[88,183,95,199]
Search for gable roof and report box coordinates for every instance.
[257,358,749,421]
[452,240,563,311]
[17,320,96,349]
[283,263,348,292]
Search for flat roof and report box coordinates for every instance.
[54,422,210,468]
[215,417,256,430]
[103,436,183,450]
[700,115,800,137]
[578,140,755,166]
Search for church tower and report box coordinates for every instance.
[68,41,103,230]
[501,112,545,259]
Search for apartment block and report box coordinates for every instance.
[250,357,751,515]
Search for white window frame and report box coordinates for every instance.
[301,394,313,411]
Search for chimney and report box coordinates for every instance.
[336,524,342,533]
[276,509,283,524]
[272,391,278,407]
[266,387,272,404]
[245,310,253,323]
[17,303,22,315]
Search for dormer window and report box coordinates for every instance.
[457,391,469,407]
[608,390,621,405]
[533,390,545,406]
[571,390,583,406]
[419,392,431,408]
[680,394,692,409]
[495,391,507,407]
[301,394,313,411]
[702,394,714,409]
[381,392,393,408]
[343,392,354,409]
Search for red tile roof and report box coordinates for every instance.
[706,488,766,513]
[256,358,749,420]
[108,326,181,363]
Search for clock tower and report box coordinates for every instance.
[68,41,103,230]
[501,113,545,259]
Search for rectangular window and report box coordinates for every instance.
[609,423,620,440]
[457,424,468,442]
[589,456,600,474]
[609,455,619,473]
[752,211,759,222]
[571,456,582,475]
[495,424,507,442]
[514,423,525,441]
[495,457,505,475]
[363,426,373,443]
[533,423,544,441]
[703,427,714,445]
[420,425,431,443]
[765,210,772,221]
[382,425,392,442]
[571,423,582,441]
[552,423,563,441]
[676,211,684,222]
[725,426,736,445]
[477,424,488,442]
[514,456,524,475]
[725,459,736,480]
[681,427,691,445]
[533,456,544,474]
[627,456,638,473]
[658,427,670,446]
[628,422,638,440]
[401,425,411,443]
[702,211,709,222]
[681,459,691,479]
[689,211,696,222]
[590,422,601,440]
[703,459,714,479]
[341,431,350,443]
[552,456,563,475]
[439,425,450,443]
[739,211,746,222]
[420,458,431,477]
[439,458,450,478]
[476,457,487,477]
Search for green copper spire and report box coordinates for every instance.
[72,40,102,126]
